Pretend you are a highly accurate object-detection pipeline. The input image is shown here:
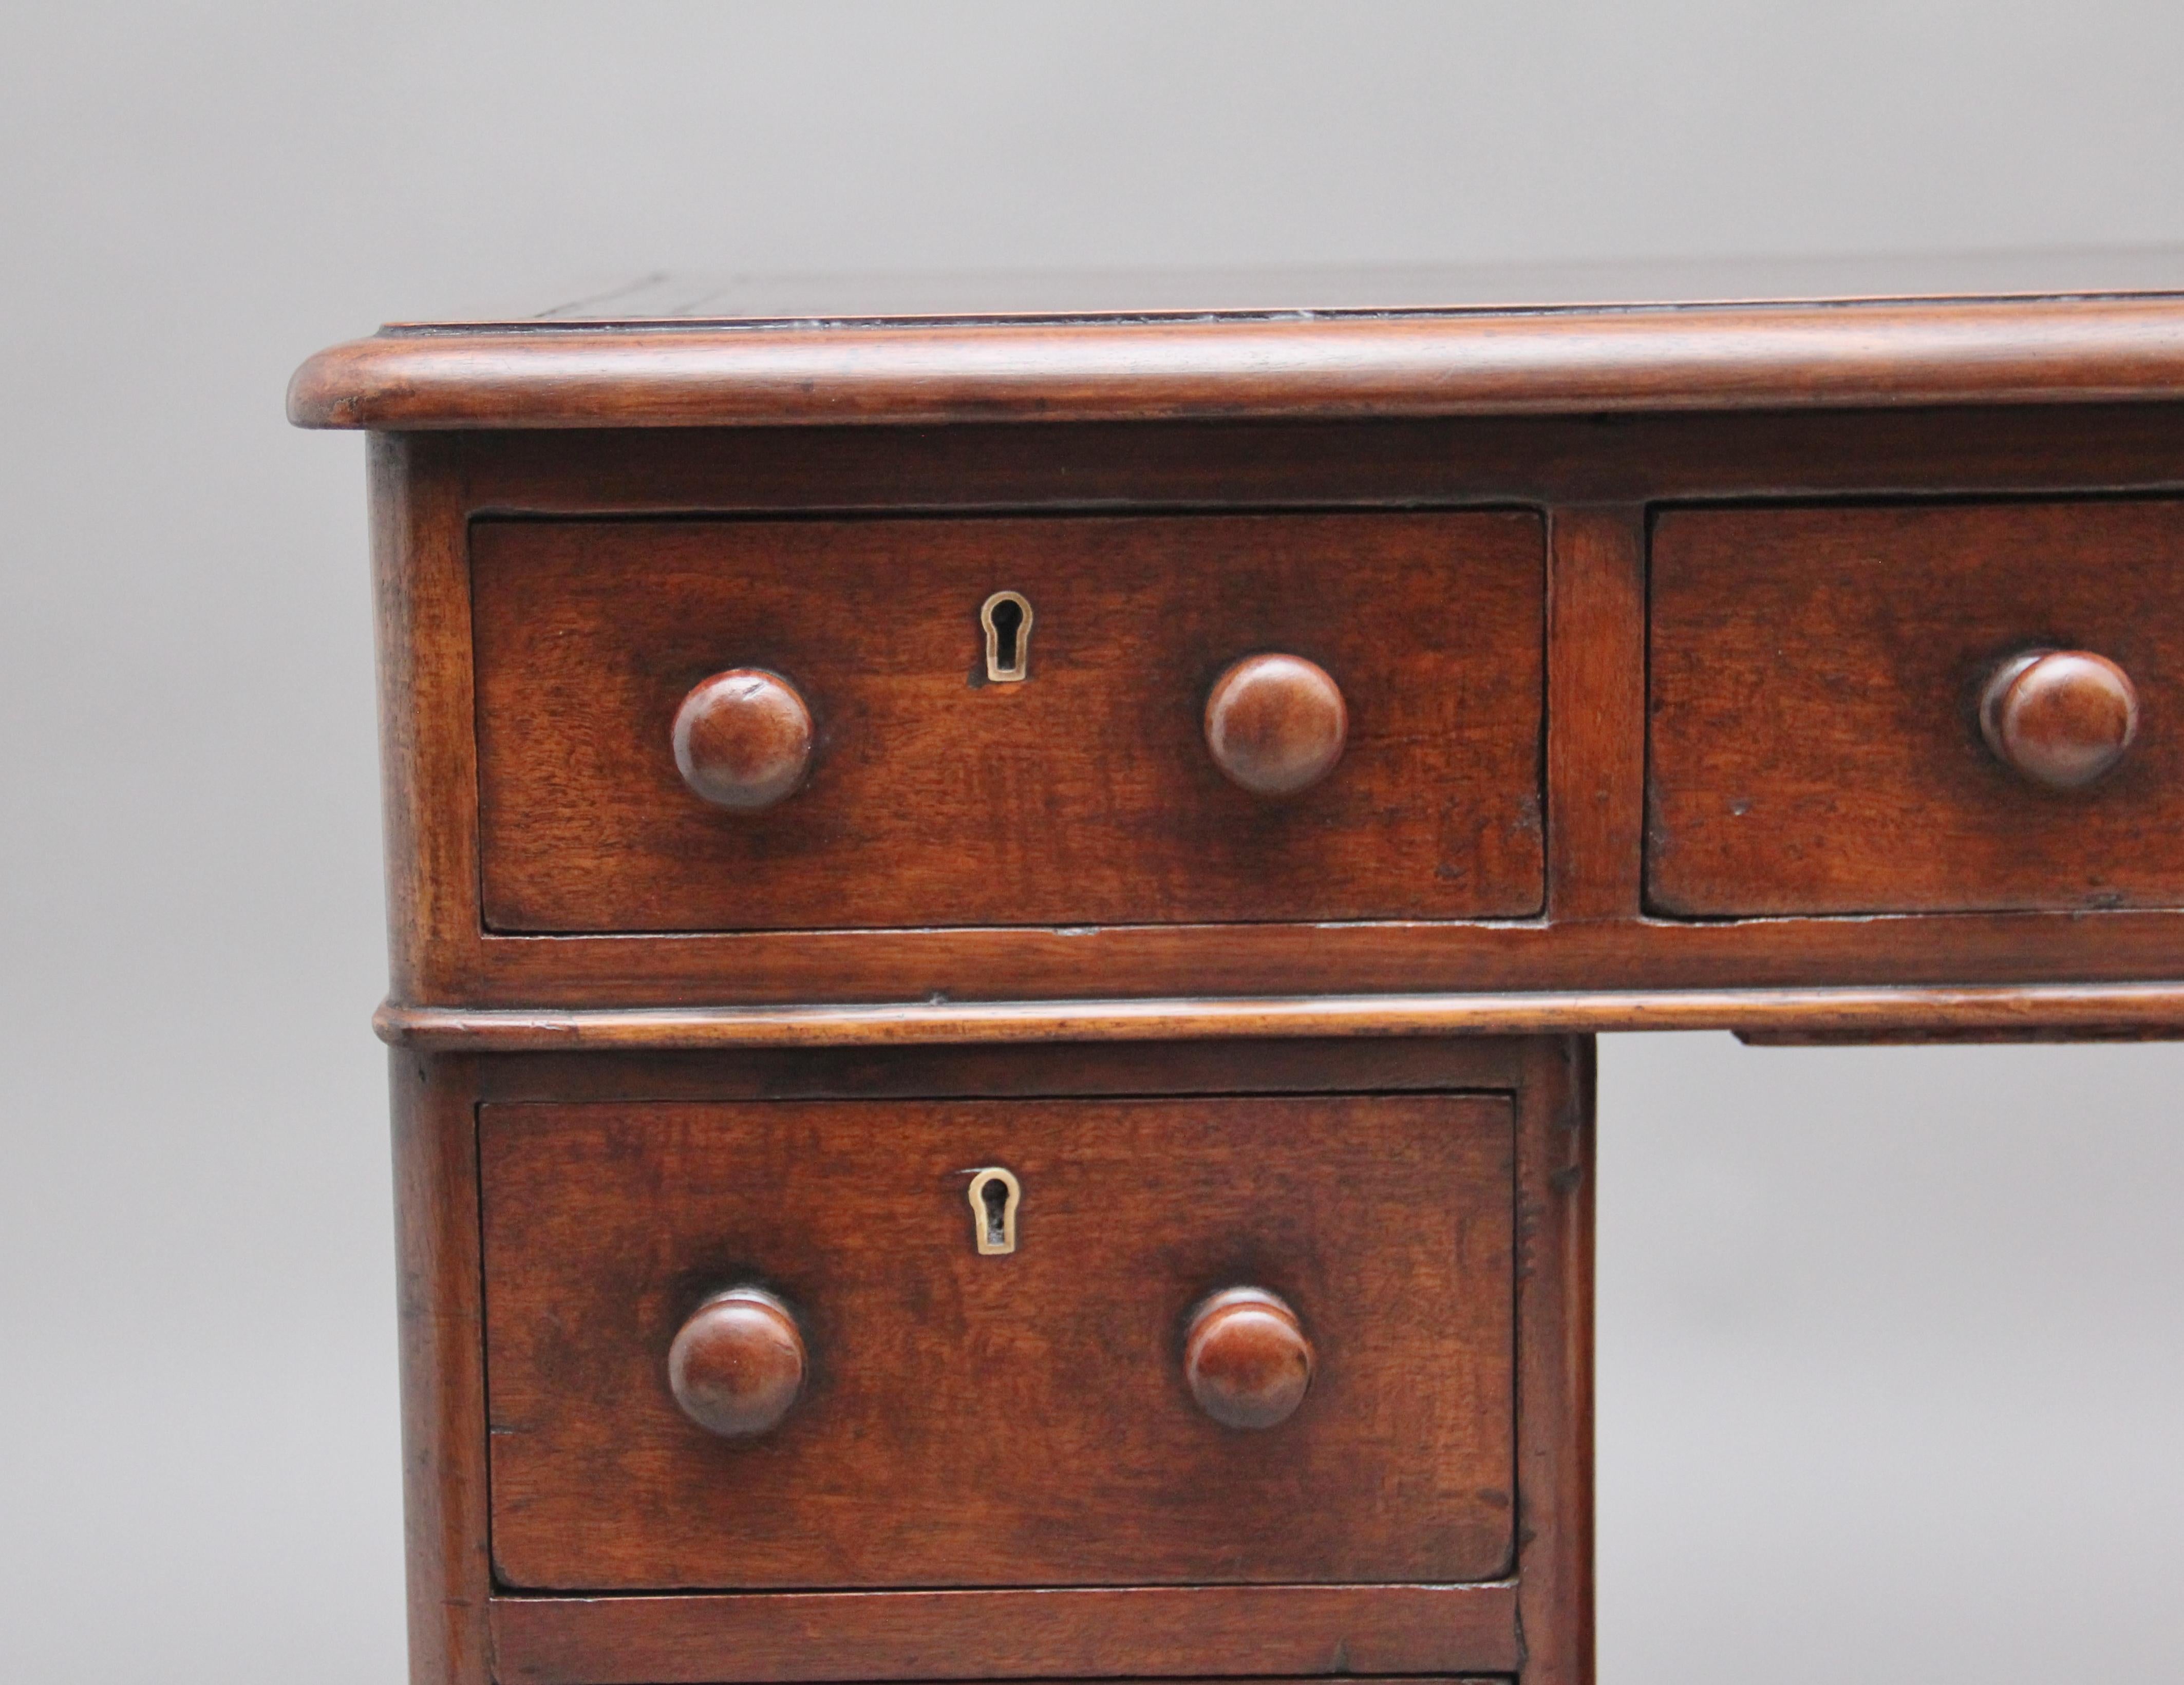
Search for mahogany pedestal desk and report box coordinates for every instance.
[292,260,2184,1685]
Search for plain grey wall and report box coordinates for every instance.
[5,4,2182,1679]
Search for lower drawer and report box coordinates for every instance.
[481,1093,1515,1592]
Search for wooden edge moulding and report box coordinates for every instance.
[376,982,2184,1051]
[291,295,2184,430]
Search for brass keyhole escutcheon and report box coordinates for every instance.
[966,1167,1021,1254]
[981,592,1033,683]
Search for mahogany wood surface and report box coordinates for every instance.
[387,1052,492,1685]
[454,402,2184,514]
[356,411,2184,1019]
[464,1033,1591,1685]
[301,274,2184,1685]
[472,511,1543,931]
[489,1584,1522,1684]
[1543,507,1646,922]
[380,1037,1581,1684]
[1649,498,2184,916]
[1202,654,1350,798]
[458,906,2184,1005]
[1182,1286,1317,1429]
[464,1033,1533,1104]
[1979,648,2141,789]
[666,1288,808,1438]
[1511,1037,1594,1685]
[671,669,815,810]
[376,980,2184,1050]
[289,295,2184,430]
[480,1093,1516,1590]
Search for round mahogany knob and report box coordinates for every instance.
[1183,1286,1315,1430]
[667,1287,807,1438]
[1980,649,2140,790]
[672,669,813,810]
[1203,654,1348,797]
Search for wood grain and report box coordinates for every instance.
[1650,498,2184,915]
[488,1583,1522,1683]
[465,1034,1534,1105]
[388,1052,491,1685]
[666,1287,808,1438]
[303,273,2184,1685]
[290,296,2184,429]
[378,980,2184,1050]
[1545,507,1646,920]
[356,414,2184,1017]
[1182,1286,1316,1429]
[453,403,2184,519]
[369,1035,1550,1685]
[480,1094,1515,1590]
[670,669,815,810]
[1202,653,1349,798]
[1513,1037,1595,1685]
[369,436,480,1002]
[1979,648,2141,789]
[458,903,2184,1008]
[472,512,1545,931]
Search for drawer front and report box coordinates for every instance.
[481,1094,1515,1591]
[1649,499,2184,916]
[472,512,1544,932]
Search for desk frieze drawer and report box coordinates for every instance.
[1648,497,2184,917]
[479,1092,1515,1593]
[470,510,1546,933]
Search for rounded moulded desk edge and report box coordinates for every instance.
[371,982,2184,1051]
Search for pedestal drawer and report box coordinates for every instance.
[480,1092,1515,1592]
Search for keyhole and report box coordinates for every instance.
[980,592,1033,683]
[990,599,1023,669]
[966,1167,1021,1255]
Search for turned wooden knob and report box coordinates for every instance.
[1203,654,1348,797]
[1183,1286,1315,1429]
[672,669,813,810]
[1980,649,2140,790]
[667,1287,807,1438]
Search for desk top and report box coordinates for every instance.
[291,250,2184,431]
[399,249,2184,327]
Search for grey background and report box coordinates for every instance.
[5,3,2182,1679]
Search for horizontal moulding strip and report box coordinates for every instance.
[374,981,2184,1051]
